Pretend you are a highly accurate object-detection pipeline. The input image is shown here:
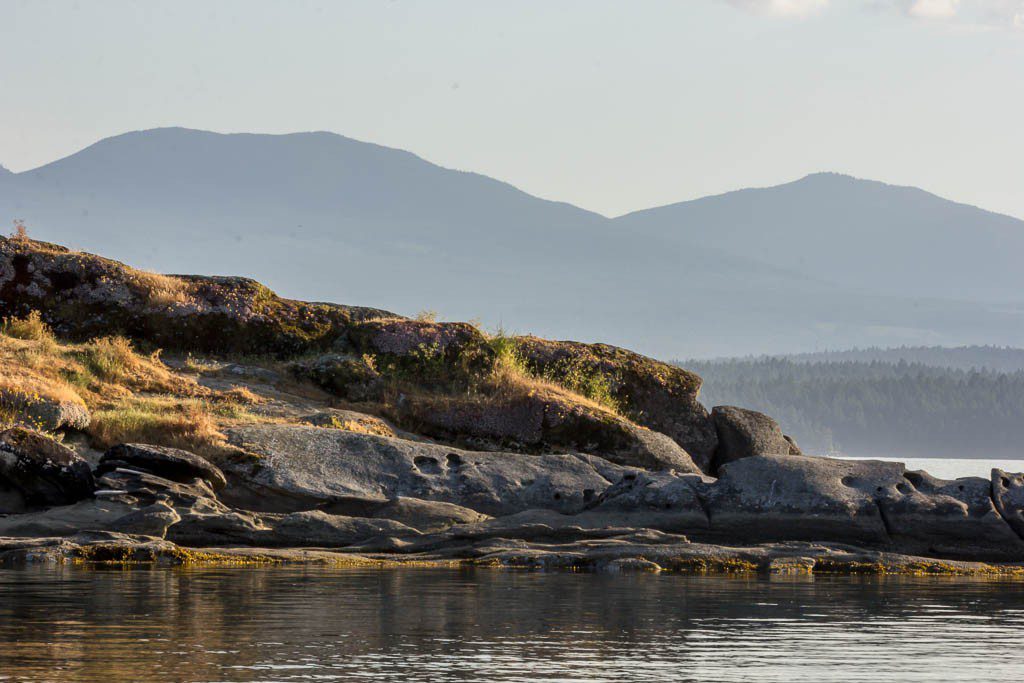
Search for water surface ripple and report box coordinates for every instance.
[1,567,1022,682]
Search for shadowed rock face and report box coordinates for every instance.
[0,428,94,513]
[0,238,392,355]
[516,337,718,471]
[394,392,701,474]
[99,443,228,491]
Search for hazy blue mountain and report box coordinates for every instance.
[2,129,1023,358]
[616,172,1024,303]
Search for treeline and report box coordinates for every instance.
[777,345,1024,373]
[679,356,1024,458]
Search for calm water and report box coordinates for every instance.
[836,456,1024,480]
[1,567,1023,682]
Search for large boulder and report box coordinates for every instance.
[0,427,94,512]
[0,237,392,355]
[221,424,628,517]
[516,337,719,471]
[0,389,90,432]
[98,443,228,491]
[710,405,797,470]
[395,391,700,473]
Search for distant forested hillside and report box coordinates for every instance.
[682,355,1024,459]
[783,345,1024,373]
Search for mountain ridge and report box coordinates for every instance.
[2,127,1022,358]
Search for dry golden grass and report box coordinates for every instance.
[0,312,262,458]
[126,269,195,307]
[0,310,55,345]
[480,330,619,415]
[87,396,257,458]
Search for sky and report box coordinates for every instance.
[1,0,1022,219]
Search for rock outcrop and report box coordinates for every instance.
[98,443,228,491]
[394,391,700,473]
[0,428,94,513]
[221,424,626,517]
[516,337,719,471]
[0,237,392,355]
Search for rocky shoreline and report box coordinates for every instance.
[2,236,1024,575]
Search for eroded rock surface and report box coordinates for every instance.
[221,425,625,517]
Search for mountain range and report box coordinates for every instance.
[2,127,1022,358]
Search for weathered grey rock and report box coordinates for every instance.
[0,390,90,432]
[222,425,626,517]
[879,470,1024,559]
[362,497,490,532]
[260,510,418,548]
[706,454,898,545]
[108,502,181,539]
[0,428,94,513]
[582,470,711,533]
[783,434,803,456]
[992,469,1024,539]
[99,443,228,491]
[0,498,135,537]
[711,406,793,469]
[94,467,268,546]
[703,454,1024,560]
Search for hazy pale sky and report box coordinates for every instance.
[1,0,1022,218]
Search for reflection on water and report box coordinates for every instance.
[1,567,1023,682]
